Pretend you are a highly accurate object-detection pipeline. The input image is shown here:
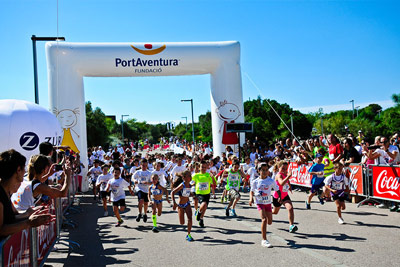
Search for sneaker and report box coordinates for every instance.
[152,227,159,233]
[338,217,344,224]
[289,225,298,233]
[318,196,325,205]
[213,195,217,199]
[305,201,311,210]
[136,213,142,222]
[104,211,108,216]
[261,240,273,248]
[195,209,198,217]
[143,214,148,223]
[220,196,224,203]
[389,206,398,212]
[231,209,237,217]
[186,234,194,242]
[376,203,387,209]
[225,206,230,217]
[116,219,124,227]
[199,219,205,228]
[196,211,201,221]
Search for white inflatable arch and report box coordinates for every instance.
[46,41,244,164]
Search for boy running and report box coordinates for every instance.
[305,153,325,209]
[224,160,246,217]
[96,164,113,216]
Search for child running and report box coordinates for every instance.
[148,174,169,233]
[324,162,350,224]
[96,164,113,216]
[249,163,278,248]
[224,160,246,217]
[272,161,298,233]
[171,171,194,241]
[305,152,325,209]
[105,168,134,226]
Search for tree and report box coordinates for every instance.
[86,102,109,147]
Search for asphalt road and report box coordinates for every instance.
[45,188,400,267]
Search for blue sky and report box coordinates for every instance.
[1,0,399,124]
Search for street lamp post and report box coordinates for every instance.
[355,106,360,117]
[350,100,355,119]
[31,35,65,104]
[181,116,188,131]
[181,99,195,152]
[290,114,294,138]
[121,115,129,144]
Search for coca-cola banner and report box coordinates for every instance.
[2,229,30,267]
[372,166,400,202]
[348,165,364,196]
[36,201,57,266]
[288,162,313,188]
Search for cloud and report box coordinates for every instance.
[294,100,394,114]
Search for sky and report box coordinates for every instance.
[1,0,399,125]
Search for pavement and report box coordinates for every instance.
[45,188,400,267]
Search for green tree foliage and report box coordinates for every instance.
[86,102,109,147]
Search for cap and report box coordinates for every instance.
[358,130,362,133]
[316,153,323,158]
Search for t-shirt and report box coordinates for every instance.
[192,172,213,195]
[374,149,390,165]
[0,185,15,225]
[324,173,349,191]
[107,178,130,201]
[133,170,152,193]
[247,167,259,183]
[343,148,361,163]
[88,166,102,182]
[96,173,113,192]
[170,165,187,182]
[226,170,241,191]
[251,177,278,205]
[308,163,325,185]
[388,145,400,164]
[250,152,258,163]
[329,143,343,161]
[273,173,290,199]
[151,169,168,187]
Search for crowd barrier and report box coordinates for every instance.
[1,174,80,267]
[288,162,399,203]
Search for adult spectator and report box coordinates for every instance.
[380,136,399,164]
[327,134,343,164]
[0,150,53,238]
[341,138,361,165]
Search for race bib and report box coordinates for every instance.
[198,182,209,191]
[182,188,191,197]
[282,184,290,192]
[257,196,270,204]
[329,154,334,160]
[331,181,343,190]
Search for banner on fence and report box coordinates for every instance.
[372,165,400,202]
[2,229,30,267]
[288,162,312,188]
[348,164,364,196]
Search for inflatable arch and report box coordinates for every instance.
[46,41,244,164]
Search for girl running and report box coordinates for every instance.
[171,171,194,241]
[105,168,134,226]
[272,161,298,233]
[148,174,169,233]
[249,163,278,247]
[324,162,350,224]
[96,164,113,216]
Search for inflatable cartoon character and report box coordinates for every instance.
[216,100,241,145]
[54,108,80,153]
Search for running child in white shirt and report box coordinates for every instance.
[105,168,134,226]
[324,162,350,224]
[148,174,169,233]
[96,164,113,216]
[249,163,278,248]
[88,160,102,200]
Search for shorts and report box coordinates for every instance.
[113,199,126,207]
[332,192,346,202]
[228,189,241,200]
[257,204,272,212]
[178,201,190,209]
[311,183,325,194]
[91,179,96,185]
[196,194,210,205]
[272,195,291,207]
[100,191,110,199]
[152,198,163,204]
[137,191,149,202]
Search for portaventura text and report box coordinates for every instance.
[115,58,179,67]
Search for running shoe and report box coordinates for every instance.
[152,227,159,233]
[104,211,108,216]
[195,209,198,217]
[338,217,345,224]
[376,203,387,209]
[199,219,205,228]
[136,213,142,222]
[318,196,325,205]
[225,206,230,217]
[220,196,224,203]
[196,211,201,221]
[186,234,194,242]
[389,206,398,212]
[213,195,217,199]
[143,214,148,223]
[305,201,311,210]
[261,240,273,248]
[231,209,237,217]
[116,219,124,227]
[289,225,298,233]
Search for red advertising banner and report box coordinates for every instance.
[36,202,57,266]
[347,164,364,196]
[372,166,400,202]
[288,162,312,188]
[2,229,30,267]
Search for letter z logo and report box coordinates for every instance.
[19,132,39,151]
